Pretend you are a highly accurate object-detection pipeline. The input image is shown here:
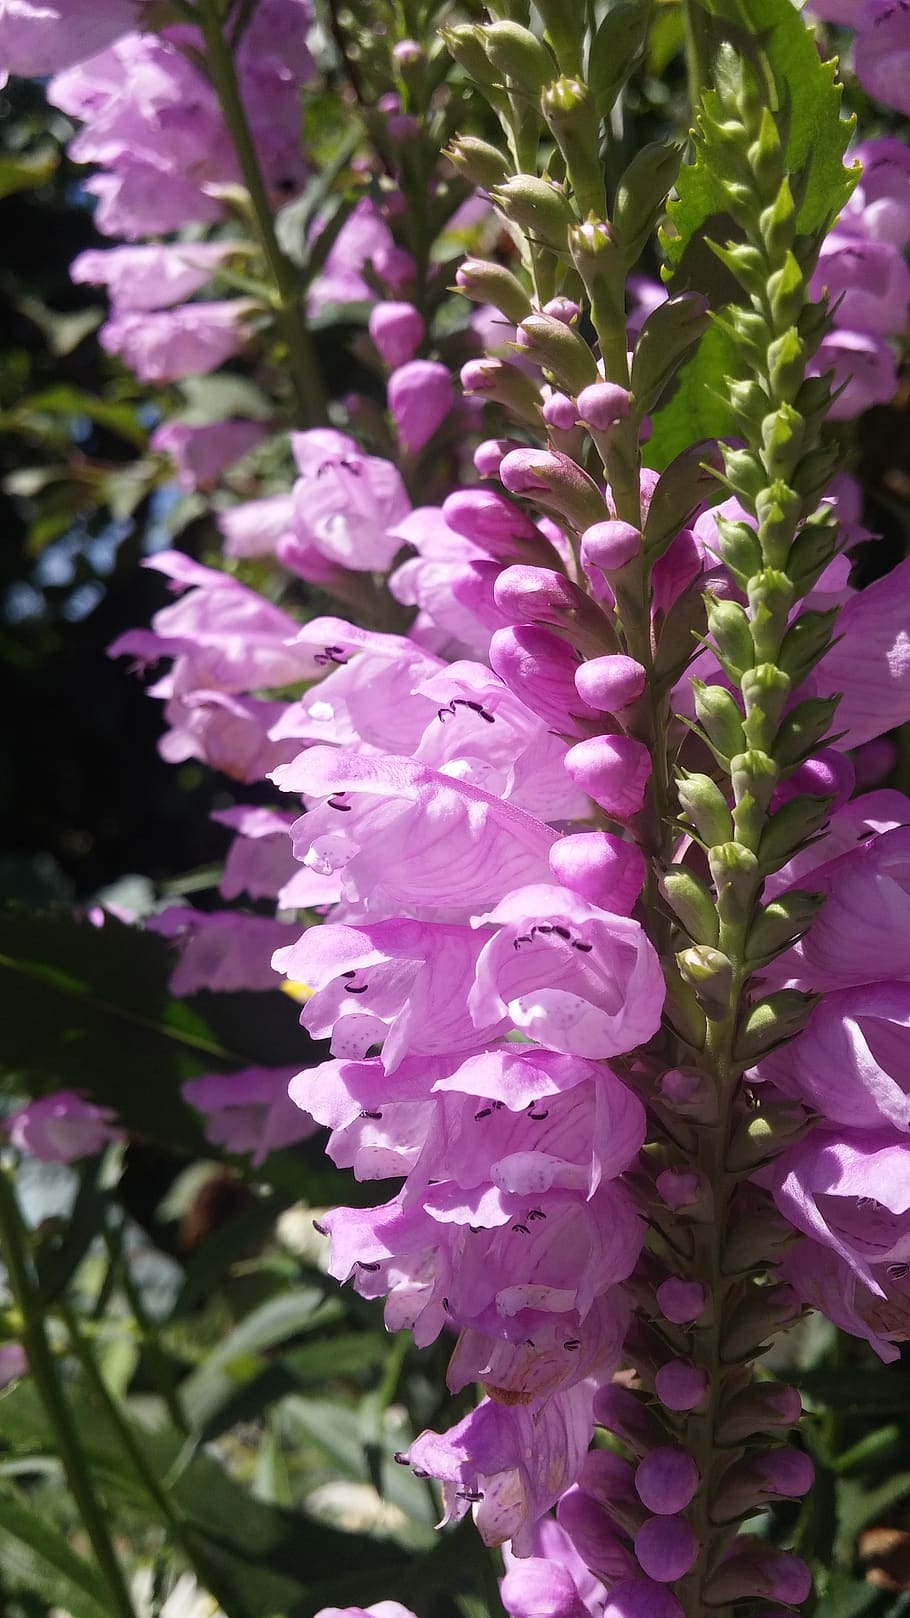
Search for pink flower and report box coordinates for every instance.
[368,301,424,368]
[856,0,910,115]
[100,300,254,382]
[290,447,411,572]
[151,420,266,491]
[810,230,910,336]
[809,329,899,420]
[182,1066,317,1165]
[70,241,237,311]
[147,907,298,995]
[388,359,453,452]
[218,492,295,559]
[762,1127,910,1288]
[7,1090,124,1162]
[0,1343,27,1388]
[0,0,137,81]
[757,983,910,1132]
[782,1239,910,1362]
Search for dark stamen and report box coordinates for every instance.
[359,1110,382,1120]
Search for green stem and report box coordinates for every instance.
[0,1171,138,1618]
[682,0,712,125]
[198,0,327,428]
[58,1300,239,1618]
[104,1225,189,1437]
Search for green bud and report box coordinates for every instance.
[731,750,780,841]
[630,291,710,416]
[777,607,839,682]
[446,135,512,191]
[677,772,733,848]
[722,447,766,502]
[726,307,772,367]
[720,1280,799,1351]
[720,176,760,232]
[773,694,842,769]
[726,1101,810,1172]
[741,664,792,751]
[792,442,840,505]
[693,680,746,762]
[726,379,772,438]
[706,597,754,680]
[796,297,830,361]
[491,174,576,249]
[759,178,796,262]
[660,868,720,946]
[677,945,734,1020]
[734,989,819,1062]
[482,20,556,90]
[644,441,725,559]
[793,372,834,434]
[517,310,598,393]
[768,251,805,331]
[757,793,833,874]
[787,512,840,594]
[542,77,606,218]
[709,240,768,301]
[761,403,804,482]
[766,326,806,402]
[456,257,532,323]
[661,953,708,1049]
[568,218,626,333]
[746,890,826,963]
[748,109,784,201]
[442,26,509,103]
[755,480,801,569]
[708,842,760,925]
[587,0,650,117]
[748,568,795,662]
[614,141,683,268]
[712,516,763,589]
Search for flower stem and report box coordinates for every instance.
[198,0,328,428]
[681,0,712,125]
[0,1169,138,1618]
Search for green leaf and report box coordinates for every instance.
[0,148,58,199]
[648,0,856,470]
[0,1485,111,1618]
[815,1573,880,1618]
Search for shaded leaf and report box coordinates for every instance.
[0,1485,111,1618]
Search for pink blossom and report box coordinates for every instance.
[100,301,254,383]
[809,328,899,419]
[182,1066,316,1165]
[810,230,910,335]
[842,138,910,247]
[290,448,411,572]
[213,806,297,902]
[368,301,424,368]
[762,1128,910,1289]
[151,420,266,492]
[809,556,910,747]
[147,907,298,995]
[782,1240,910,1362]
[159,690,299,783]
[757,983,910,1132]
[856,0,910,115]
[0,1343,27,1388]
[218,492,295,559]
[388,360,453,452]
[7,1090,124,1162]
[307,199,396,312]
[0,0,137,81]
[70,241,237,311]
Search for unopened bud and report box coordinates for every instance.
[369,301,424,368]
[731,748,779,815]
[542,390,579,430]
[500,448,608,531]
[660,868,719,946]
[777,607,839,683]
[493,564,608,648]
[704,1544,811,1607]
[654,1359,708,1412]
[656,1277,707,1325]
[658,1067,718,1124]
[614,140,683,268]
[635,1446,700,1515]
[716,1382,801,1445]
[746,891,825,963]
[722,447,765,502]
[734,989,818,1062]
[676,945,734,1020]
[491,174,576,249]
[708,842,760,925]
[482,20,556,90]
[474,437,518,478]
[576,380,632,431]
[710,1449,813,1525]
[564,734,652,822]
[741,665,792,751]
[631,290,709,415]
[773,694,842,770]
[656,1166,711,1214]
[692,681,746,762]
[442,488,541,557]
[676,772,733,848]
[541,76,606,218]
[758,793,833,873]
[634,1514,700,1583]
[720,1279,799,1351]
[581,519,642,576]
[446,135,511,190]
[706,597,754,680]
[661,955,707,1049]
[442,25,507,96]
[543,295,581,325]
[518,311,599,392]
[644,441,724,559]
[489,625,595,731]
[460,358,541,418]
[569,218,626,330]
[456,258,532,322]
[575,653,646,712]
[726,1101,810,1171]
[595,1386,665,1454]
[549,830,645,914]
[712,515,763,588]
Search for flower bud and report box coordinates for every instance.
[757,794,833,874]
[456,258,532,323]
[661,956,708,1049]
[574,654,646,712]
[787,514,840,594]
[715,1382,801,1445]
[656,1277,706,1325]
[368,301,424,369]
[493,564,611,650]
[542,76,606,218]
[569,218,626,331]
[481,20,556,90]
[500,448,608,530]
[733,990,818,1063]
[473,437,518,478]
[543,295,582,325]
[644,441,724,559]
[548,830,646,914]
[446,135,511,190]
[658,1067,718,1124]
[660,868,719,946]
[460,358,541,417]
[634,1515,699,1584]
[393,38,423,65]
[773,695,842,770]
[654,1359,708,1412]
[706,597,754,680]
[492,174,577,249]
[595,1385,665,1454]
[720,1281,799,1353]
[542,390,580,430]
[443,488,540,554]
[777,607,839,683]
[677,773,733,848]
[631,292,709,414]
[692,681,746,762]
[748,568,796,663]
[518,311,599,392]
[489,625,594,730]
[635,1447,700,1515]
[441,25,508,94]
[388,360,452,451]
[656,1167,710,1213]
[614,140,683,268]
[704,1544,811,1607]
[745,891,825,963]
[710,1449,813,1525]
[725,1101,810,1170]
[731,749,780,818]
[581,519,642,576]
[713,515,763,588]
[676,945,734,1020]
[564,734,651,821]
[602,1580,683,1618]
[576,381,633,430]
[708,842,760,926]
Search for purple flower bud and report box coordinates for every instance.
[575,654,647,712]
[576,381,632,430]
[594,1385,665,1454]
[581,520,642,575]
[655,1360,708,1412]
[368,301,425,368]
[773,747,855,811]
[451,560,514,631]
[393,38,423,64]
[388,360,452,451]
[548,831,646,915]
[705,1543,812,1606]
[374,242,417,292]
[635,1448,700,1514]
[490,626,597,730]
[656,1278,706,1324]
[726,1448,814,1509]
[492,567,606,645]
[543,296,582,324]
[443,488,539,552]
[658,1068,717,1121]
[602,1578,683,1618]
[564,735,651,822]
[500,449,607,530]
[543,391,580,430]
[474,437,518,477]
[634,1515,699,1583]
[656,1167,706,1210]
